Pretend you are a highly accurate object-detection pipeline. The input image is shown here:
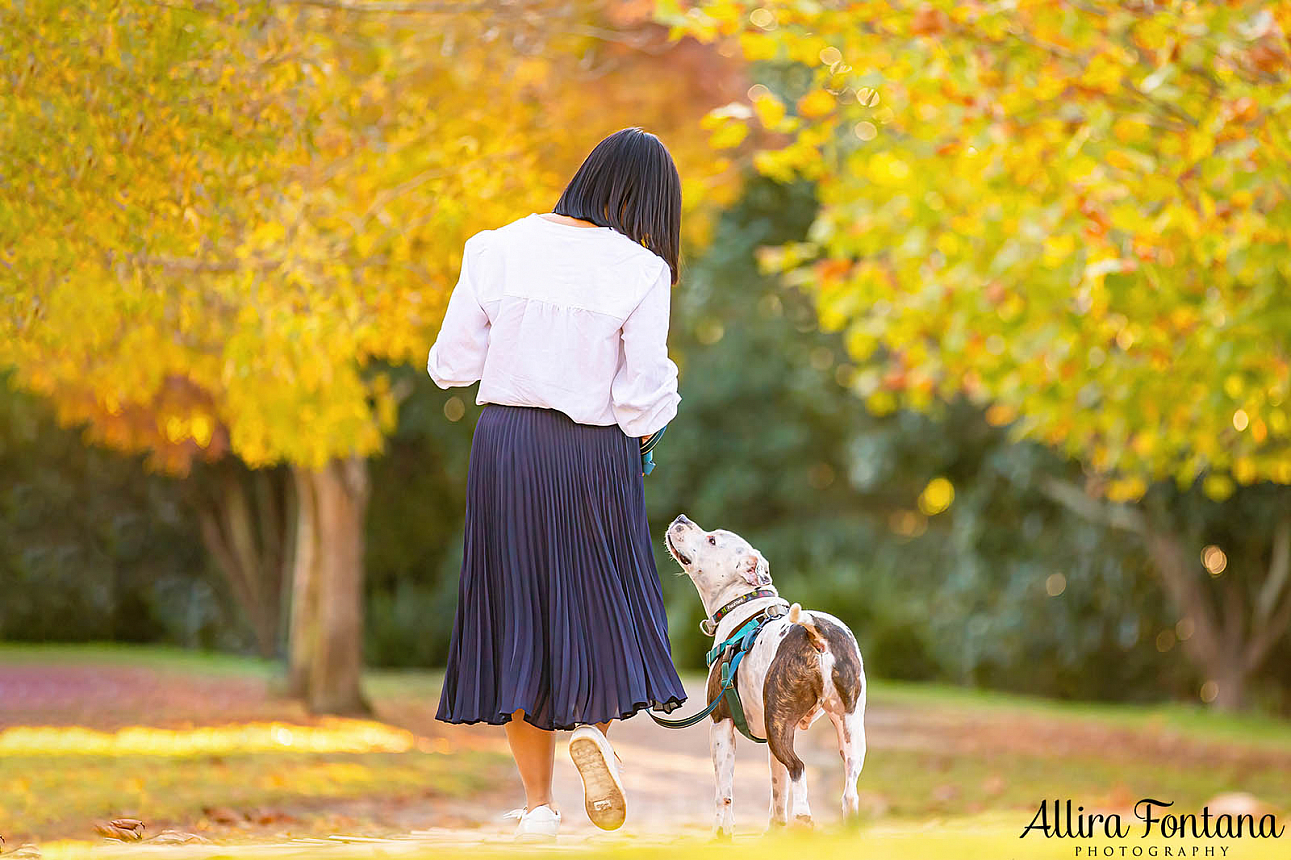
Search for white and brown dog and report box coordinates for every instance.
[664,514,866,837]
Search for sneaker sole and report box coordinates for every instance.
[568,736,626,831]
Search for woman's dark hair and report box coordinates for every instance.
[552,127,682,286]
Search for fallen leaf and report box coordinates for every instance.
[249,808,298,826]
[95,818,145,841]
[202,806,246,826]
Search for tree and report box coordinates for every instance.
[0,1,745,711]
[643,169,1183,702]
[660,0,1291,708]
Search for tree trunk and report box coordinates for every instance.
[193,464,292,658]
[287,456,371,715]
[1041,479,1291,712]
[286,465,320,698]
[1210,659,1248,713]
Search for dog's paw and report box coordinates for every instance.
[711,828,734,843]
[791,814,815,829]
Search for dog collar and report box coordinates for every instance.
[700,588,778,636]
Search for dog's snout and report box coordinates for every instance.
[671,514,692,531]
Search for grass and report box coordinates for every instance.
[0,644,512,844]
[2,643,1290,853]
[352,821,1291,860]
[28,817,1291,860]
[0,643,279,678]
[1,749,501,843]
[869,676,1291,751]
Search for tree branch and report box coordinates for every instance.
[1246,517,1291,670]
[1255,516,1290,626]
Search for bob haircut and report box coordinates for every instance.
[551,127,682,286]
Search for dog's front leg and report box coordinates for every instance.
[710,718,737,839]
[767,750,789,829]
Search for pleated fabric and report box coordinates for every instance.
[435,403,687,731]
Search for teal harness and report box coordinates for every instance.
[648,601,787,743]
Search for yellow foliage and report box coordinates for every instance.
[1,0,745,473]
[797,89,837,119]
[667,0,1291,493]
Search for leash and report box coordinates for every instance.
[648,601,787,743]
[640,423,667,476]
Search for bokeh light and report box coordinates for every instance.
[1201,545,1227,576]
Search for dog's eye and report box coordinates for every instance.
[707,536,716,546]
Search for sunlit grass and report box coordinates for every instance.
[28,816,1291,860]
[0,747,504,845]
[0,719,435,757]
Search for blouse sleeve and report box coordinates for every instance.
[427,234,490,388]
[611,259,681,438]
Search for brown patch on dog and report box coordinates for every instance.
[762,626,825,780]
[706,658,732,723]
[815,615,864,713]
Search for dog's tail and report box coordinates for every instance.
[787,603,828,653]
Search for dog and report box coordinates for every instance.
[664,514,866,837]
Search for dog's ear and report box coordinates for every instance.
[742,551,771,587]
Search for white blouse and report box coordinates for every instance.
[426,212,681,438]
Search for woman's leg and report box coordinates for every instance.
[505,710,557,812]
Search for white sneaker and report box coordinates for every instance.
[568,725,627,831]
[503,804,561,842]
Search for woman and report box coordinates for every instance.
[426,127,687,841]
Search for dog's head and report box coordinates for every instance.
[665,514,771,603]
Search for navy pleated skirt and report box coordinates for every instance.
[435,403,687,731]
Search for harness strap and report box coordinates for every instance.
[722,647,767,744]
[705,616,762,666]
[649,609,777,743]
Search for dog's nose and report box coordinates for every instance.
[670,514,691,531]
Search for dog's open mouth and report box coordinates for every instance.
[666,531,692,567]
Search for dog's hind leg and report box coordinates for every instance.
[767,751,789,829]
[767,709,814,826]
[830,706,866,823]
[710,718,737,839]
[764,628,825,827]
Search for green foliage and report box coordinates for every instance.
[0,371,238,648]
[362,370,482,667]
[638,172,1183,700]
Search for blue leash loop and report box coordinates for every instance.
[640,423,667,476]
